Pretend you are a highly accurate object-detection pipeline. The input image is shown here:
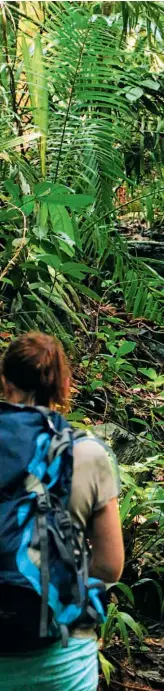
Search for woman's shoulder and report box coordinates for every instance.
[70,430,119,527]
[73,429,117,471]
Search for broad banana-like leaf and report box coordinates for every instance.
[22,35,48,176]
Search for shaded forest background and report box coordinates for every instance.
[0,1,164,688]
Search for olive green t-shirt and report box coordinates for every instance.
[69,436,119,529]
[69,435,119,639]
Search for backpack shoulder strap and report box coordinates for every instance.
[30,408,73,638]
[73,429,87,442]
[73,429,95,444]
[48,427,72,464]
[35,406,73,464]
[35,405,56,433]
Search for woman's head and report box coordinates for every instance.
[1,331,70,409]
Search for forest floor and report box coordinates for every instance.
[99,627,164,691]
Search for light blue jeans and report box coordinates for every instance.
[0,637,98,691]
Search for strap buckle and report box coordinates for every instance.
[37,491,51,513]
[59,510,71,529]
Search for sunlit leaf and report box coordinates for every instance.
[141,79,159,91]
[116,341,136,358]
[99,653,114,686]
[48,204,75,242]
[126,87,143,102]
[120,613,143,641]
[139,368,157,380]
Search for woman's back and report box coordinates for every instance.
[0,331,124,690]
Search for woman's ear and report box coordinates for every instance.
[1,376,18,402]
[1,374,7,394]
[1,375,13,399]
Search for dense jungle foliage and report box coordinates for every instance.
[0,1,164,687]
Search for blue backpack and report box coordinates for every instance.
[0,402,106,646]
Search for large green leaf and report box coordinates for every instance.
[76,284,100,301]
[116,341,136,358]
[115,582,134,606]
[126,87,143,102]
[22,36,36,115]
[21,196,34,216]
[141,79,160,91]
[39,202,48,229]
[139,368,157,380]
[61,262,97,276]
[33,35,47,129]
[120,488,135,523]
[4,180,20,200]
[48,205,75,243]
[34,182,53,198]
[38,255,62,270]
[22,35,48,176]
[48,194,94,210]
[120,613,143,641]
[34,183,93,209]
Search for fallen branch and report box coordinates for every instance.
[0,203,27,282]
